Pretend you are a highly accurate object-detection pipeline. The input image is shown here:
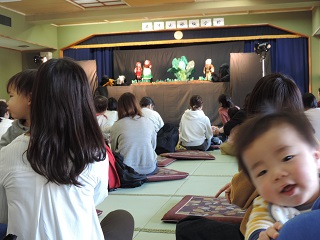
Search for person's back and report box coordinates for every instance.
[110,92,157,175]
[218,94,238,125]
[0,58,109,240]
[140,96,164,132]
[179,95,213,151]
[302,92,320,140]
[105,97,118,127]
[0,135,107,239]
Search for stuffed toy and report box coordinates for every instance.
[203,59,215,80]
[134,62,142,81]
[105,78,114,86]
[116,75,126,85]
[142,60,153,82]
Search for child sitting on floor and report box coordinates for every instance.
[234,111,320,240]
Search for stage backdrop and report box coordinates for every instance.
[113,41,244,83]
[230,53,271,107]
[107,81,230,126]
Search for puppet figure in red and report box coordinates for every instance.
[134,61,142,81]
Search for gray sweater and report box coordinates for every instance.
[0,119,29,150]
[110,115,157,175]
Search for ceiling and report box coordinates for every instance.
[0,0,320,51]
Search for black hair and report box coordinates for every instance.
[107,97,118,111]
[140,96,155,108]
[218,94,234,108]
[302,93,317,109]
[235,111,318,178]
[7,69,37,97]
[190,95,203,110]
[94,95,108,113]
[0,101,8,122]
[247,73,303,116]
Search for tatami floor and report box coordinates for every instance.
[97,150,239,240]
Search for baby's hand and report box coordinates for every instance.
[258,222,283,240]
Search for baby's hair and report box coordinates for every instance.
[7,69,37,97]
[190,95,203,110]
[94,95,108,113]
[140,96,155,108]
[107,97,118,111]
[234,111,318,178]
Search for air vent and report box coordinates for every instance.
[0,14,11,27]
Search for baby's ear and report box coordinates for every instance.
[314,147,320,169]
[27,93,32,105]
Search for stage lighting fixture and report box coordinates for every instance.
[33,55,47,64]
[254,42,271,55]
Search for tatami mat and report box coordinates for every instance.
[97,150,239,240]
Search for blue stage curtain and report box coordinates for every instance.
[244,38,309,94]
[64,48,113,83]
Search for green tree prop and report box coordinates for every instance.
[167,56,195,81]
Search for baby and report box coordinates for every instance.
[234,111,320,240]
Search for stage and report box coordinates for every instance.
[107,81,230,126]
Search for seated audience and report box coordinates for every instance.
[0,101,13,139]
[179,95,213,151]
[110,92,158,175]
[140,96,164,132]
[217,94,239,126]
[0,58,134,240]
[94,95,110,142]
[234,111,320,240]
[302,92,320,140]
[0,69,37,150]
[105,97,118,126]
[176,73,304,240]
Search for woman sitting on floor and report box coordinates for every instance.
[110,92,158,175]
[179,95,213,151]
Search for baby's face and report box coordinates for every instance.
[242,123,320,207]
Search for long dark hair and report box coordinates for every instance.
[27,58,106,186]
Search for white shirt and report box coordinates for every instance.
[179,109,213,146]
[0,134,109,240]
[0,118,13,139]
[304,108,320,141]
[141,108,164,132]
[104,110,118,127]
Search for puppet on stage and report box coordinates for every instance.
[203,59,215,80]
[134,61,142,81]
[142,60,153,82]
[167,56,195,81]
